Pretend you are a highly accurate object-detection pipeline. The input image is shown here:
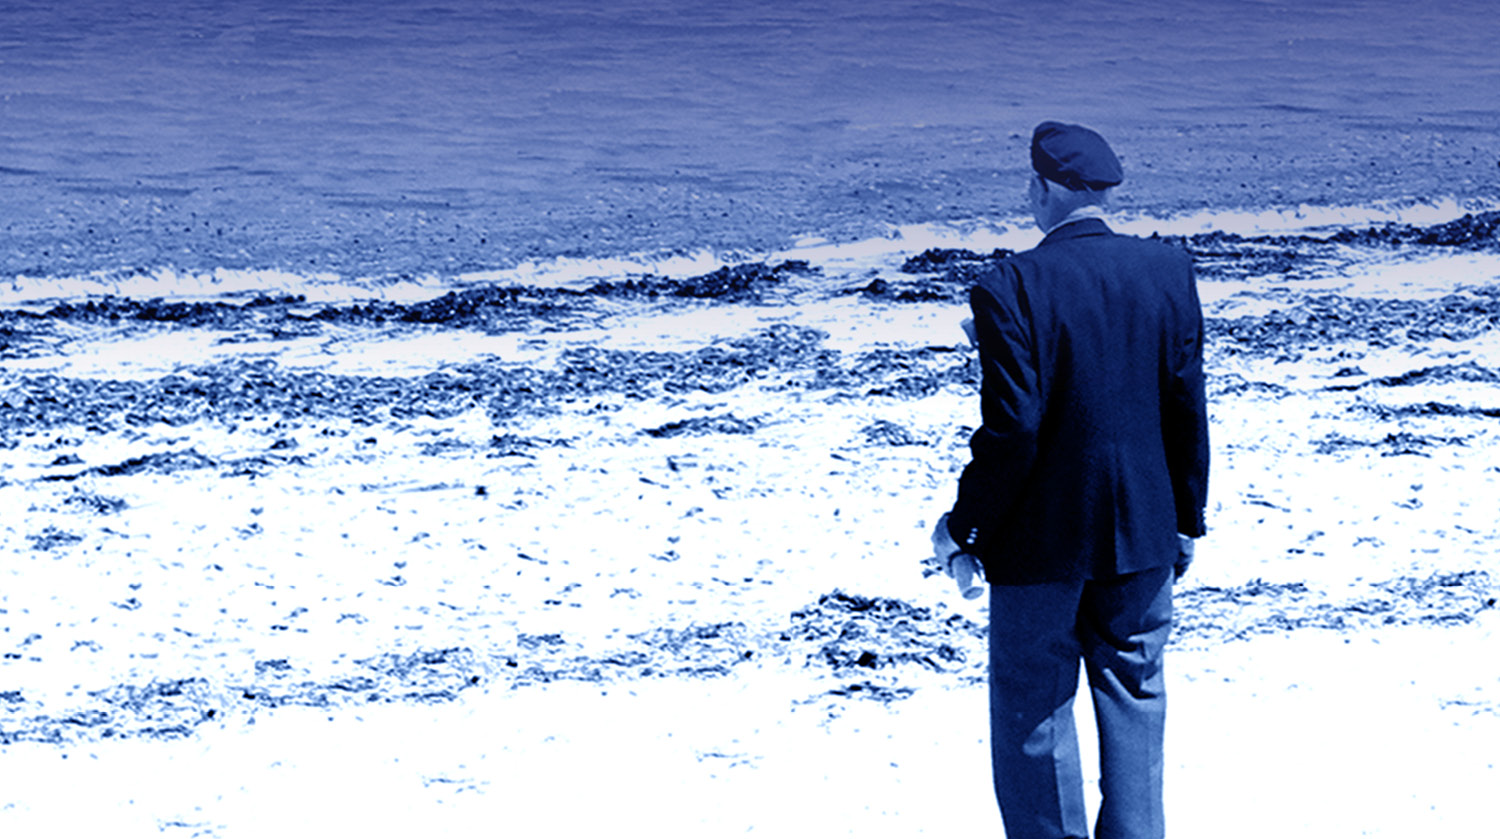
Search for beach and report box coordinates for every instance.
[4,206,1500,835]
[4,0,1500,835]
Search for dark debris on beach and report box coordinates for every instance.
[0,648,488,746]
[0,260,818,347]
[1312,430,1471,457]
[845,247,1017,303]
[898,247,1016,275]
[0,590,990,745]
[1348,400,1500,420]
[1158,210,1500,283]
[0,324,979,436]
[643,414,762,438]
[1207,289,1500,354]
[1327,210,1500,250]
[1324,361,1500,390]
[587,260,815,302]
[8,568,1495,745]
[6,217,1500,740]
[842,212,1500,297]
[1172,570,1498,645]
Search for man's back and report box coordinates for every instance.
[952,218,1207,584]
[932,120,1209,839]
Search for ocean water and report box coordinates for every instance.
[2,0,1498,291]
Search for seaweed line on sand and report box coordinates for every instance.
[1347,400,1500,420]
[1208,289,1500,355]
[0,260,817,337]
[894,212,1500,292]
[0,591,987,746]
[0,324,979,435]
[6,573,1495,746]
[1311,430,1473,457]
[1162,211,1500,281]
[1171,569,1497,648]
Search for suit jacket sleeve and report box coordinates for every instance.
[946,268,1043,554]
[1164,263,1210,537]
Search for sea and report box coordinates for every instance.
[2,0,1499,301]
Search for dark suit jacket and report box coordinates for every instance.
[946,218,1209,584]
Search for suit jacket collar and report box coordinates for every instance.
[1039,217,1112,246]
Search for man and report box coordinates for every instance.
[930,121,1209,839]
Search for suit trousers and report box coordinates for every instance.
[987,565,1174,839]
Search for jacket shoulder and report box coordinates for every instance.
[966,257,1028,305]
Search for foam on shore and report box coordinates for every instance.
[3,196,1497,309]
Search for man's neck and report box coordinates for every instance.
[1043,205,1106,236]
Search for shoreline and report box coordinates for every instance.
[2,198,1497,308]
[4,129,1498,286]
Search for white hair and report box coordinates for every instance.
[1038,175,1112,208]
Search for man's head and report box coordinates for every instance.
[1027,121,1122,230]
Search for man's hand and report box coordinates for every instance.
[931,514,963,564]
[1174,533,1195,581]
[924,514,985,599]
[960,317,979,347]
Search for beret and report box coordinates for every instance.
[1030,121,1123,191]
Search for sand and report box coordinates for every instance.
[2,212,1498,836]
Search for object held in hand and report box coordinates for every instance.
[950,551,985,600]
[922,551,985,599]
[960,317,978,347]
